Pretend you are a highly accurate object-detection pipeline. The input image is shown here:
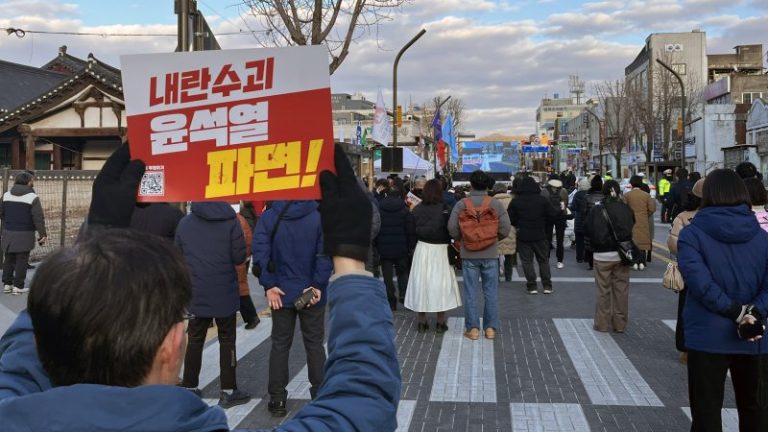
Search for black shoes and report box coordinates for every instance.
[417,322,430,333]
[244,319,259,330]
[435,322,449,334]
[219,389,251,409]
[268,399,287,417]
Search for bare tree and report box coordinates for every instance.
[626,51,703,163]
[594,79,634,175]
[418,95,466,171]
[241,0,409,74]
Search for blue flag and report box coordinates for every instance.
[432,110,442,143]
[442,113,457,163]
[356,121,362,147]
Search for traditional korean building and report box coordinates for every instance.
[0,46,125,170]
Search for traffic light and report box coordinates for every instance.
[396,105,403,128]
[677,117,683,138]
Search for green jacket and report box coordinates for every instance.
[659,178,671,197]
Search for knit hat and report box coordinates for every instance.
[578,178,590,191]
[492,182,507,195]
[692,178,704,198]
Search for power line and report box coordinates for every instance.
[3,27,266,39]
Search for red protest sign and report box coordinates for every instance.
[121,46,334,202]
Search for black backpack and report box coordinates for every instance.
[547,187,565,216]
[671,182,692,221]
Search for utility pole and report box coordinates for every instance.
[585,108,603,174]
[176,0,191,52]
[392,29,426,147]
[433,96,451,177]
[656,59,686,171]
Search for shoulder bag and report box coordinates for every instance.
[252,202,291,277]
[662,262,685,292]
[600,205,637,266]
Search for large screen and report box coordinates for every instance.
[461,141,520,173]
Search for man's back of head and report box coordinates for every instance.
[469,170,490,192]
[29,229,192,387]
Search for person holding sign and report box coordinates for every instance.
[0,143,400,431]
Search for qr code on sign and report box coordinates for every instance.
[139,171,165,196]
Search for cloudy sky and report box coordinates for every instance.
[1,0,766,136]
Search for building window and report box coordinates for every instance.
[742,92,763,105]
[672,63,687,75]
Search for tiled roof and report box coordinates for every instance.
[0,60,68,113]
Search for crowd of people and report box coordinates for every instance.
[0,142,767,430]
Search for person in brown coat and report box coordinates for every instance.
[236,213,260,329]
[624,175,656,271]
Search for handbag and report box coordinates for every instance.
[663,262,685,291]
[600,206,637,266]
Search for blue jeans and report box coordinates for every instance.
[461,258,499,331]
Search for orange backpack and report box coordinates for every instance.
[458,196,499,251]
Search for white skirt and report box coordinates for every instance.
[404,241,462,313]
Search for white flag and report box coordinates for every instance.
[371,88,391,146]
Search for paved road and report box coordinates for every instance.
[0,216,740,431]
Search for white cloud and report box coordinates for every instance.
[0,0,79,18]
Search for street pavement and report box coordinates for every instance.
[0,215,740,431]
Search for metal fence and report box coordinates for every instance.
[2,170,98,261]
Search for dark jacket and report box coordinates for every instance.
[129,203,184,240]
[678,205,768,354]
[508,180,559,242]
[252,200,332,307]
[375,195,415,259]
[668,179,692,219]
[541,184,569,221]
[412,203,451,244]
[569,190,588,233]
[0,275,401,432]
[175,202,246,318]
[0,184,47,253]
[584,199,635,253]
[442,191,457,209]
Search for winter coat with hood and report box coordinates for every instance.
[624,188,656,250]
[569,179,591,233]
[678,204,768,354]
[376,194,416,260]
[0,273,402,432]
[175,202,246,318]
[492,192,517,255]
[0,184,47,253]
[507,177,560,243]
[584,197,635,253]
[253,200,332,308]
[540,180,569,221]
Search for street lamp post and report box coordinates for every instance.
[393,29,426,148]
[656,59,686,171]
[433,96,451,177]
[585,108,602,174]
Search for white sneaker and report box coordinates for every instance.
[556,262,564,269]
[632,263,639,271]
[3,285,12,293]
[639,263,646,271]
[11,286,29,295]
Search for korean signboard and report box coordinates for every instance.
[121,46,334,202]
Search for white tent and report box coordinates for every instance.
[374,147,433,177]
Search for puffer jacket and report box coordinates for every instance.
[175,202,246,318]
[412,202,451,245]
[678,204,768,354]
[584,199,635,253]
[493,193,517,255]
[507,179,559,243]
[376,195,415,259]
[569,190,588,233]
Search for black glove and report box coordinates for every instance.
[319,143,372,262]
[87,143,146,228]
[737,305,766,340]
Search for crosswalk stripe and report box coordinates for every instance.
[662,320,677,332]
[195,319,273,390]
[0,302,17,335]
[681,407,739,430]
[203,398,262,428]
[396,400,417,432]
[285,345,328,400]
[553,318,663,406]
[429,317,496,403]
[510,403,590,431]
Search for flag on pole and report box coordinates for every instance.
[442,112,458,163]
[361,126,369,148]
[372,89,391,146]
[432,110,446,168]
